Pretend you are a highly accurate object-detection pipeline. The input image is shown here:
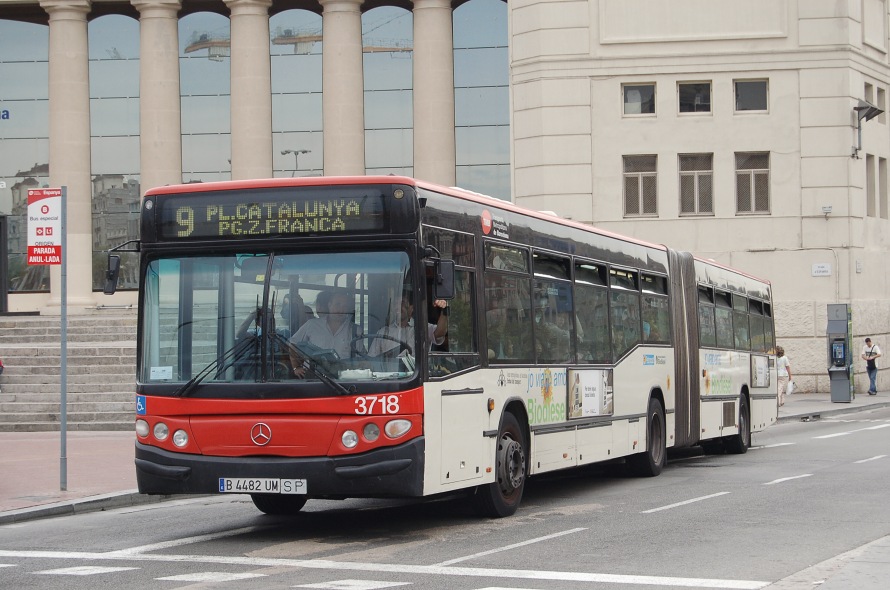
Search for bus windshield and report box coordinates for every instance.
[140,250,418,390]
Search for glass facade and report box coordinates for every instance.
[363,7,414,176]
[454,0,510,200]
[89,15,141,290]
[0,0,509,296]
[271,9,323,177]
[179,12,232,184]
[0,19,50,292]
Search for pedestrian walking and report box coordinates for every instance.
[776,345,792,406]
[861,337,882,395]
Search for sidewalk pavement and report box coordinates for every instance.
[2,392,888,526]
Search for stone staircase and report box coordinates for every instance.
[0,312,136,432]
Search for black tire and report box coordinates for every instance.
[473,412,527,518]
[725,396,750,454]
[250,494,308,515]
[723,396,751,455]
[627,398,666,477]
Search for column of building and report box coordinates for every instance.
[320,0,366,176]
[40,0,95,311]
[133,0,183,192]
[412,0,456,186]
[227,0,274,179]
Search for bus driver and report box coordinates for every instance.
[288,290,366,376]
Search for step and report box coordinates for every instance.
[0,313,140,430]
[0,392,134,404]
[0,400,133,415]
[0,421,134,433]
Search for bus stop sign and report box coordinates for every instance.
[27,188,63,265]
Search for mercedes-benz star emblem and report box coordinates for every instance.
[250,422,272,446]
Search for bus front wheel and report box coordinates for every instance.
[627,398,666,477]
[250,494,308,515]
[474,412,527,518]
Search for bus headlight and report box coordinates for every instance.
[363,423,380,442]
[135,420,149,437]
[384,419,412,439]
[153,422,169,441]
[172,429,189,448]
[342,430,359,448]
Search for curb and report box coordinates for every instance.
[0,491,174,526]
[776,400,890,425]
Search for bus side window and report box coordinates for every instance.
[714,290,734,349]
[574,261,610,364]
[429,268,480,377]
[534,280,573,364]
[610,290,641,361]
[484,273,533,362]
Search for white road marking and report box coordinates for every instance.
[107,525,264,555]
[764,474,812,485]
[755,443,796,449]
[815,423,890,439]
[295,580,411,589]
[854,455,887,464]
[0,549,770,589]
[641,492,731,514]
[157,571,266,582]
[36,565,138,575]
[0,564,15,568]
[433,527,587,566]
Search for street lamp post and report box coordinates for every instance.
[281,149,311,177]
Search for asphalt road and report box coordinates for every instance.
[1,407,889,590]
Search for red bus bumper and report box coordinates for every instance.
[135,437,425,498]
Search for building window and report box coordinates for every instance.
[881,157,888,219]
[878,88,887,124]
[867,154,876,217]
[623,84,655,115]
[680,154,713,215]
[734,79,768,112]
[735,152,770,214]
[624,155,658,216]
[679,82,711,113]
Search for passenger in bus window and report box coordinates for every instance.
[538,309,572,363]
[369,294,448,357]
[288,290,366,376]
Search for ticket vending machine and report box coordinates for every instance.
[827,304,852,402]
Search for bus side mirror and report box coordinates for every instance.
[104,254,121,295]
[433,259,455,300]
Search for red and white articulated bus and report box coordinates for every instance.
[107,175,777,517]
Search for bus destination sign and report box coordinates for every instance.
[156,188,386,239]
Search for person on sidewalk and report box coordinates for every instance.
[861,337,882,395]
[776,346,792,406]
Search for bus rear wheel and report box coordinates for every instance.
[250,494,308,515]
[725,397,750,454]
[474,412,527,518]
[627,398,666,477]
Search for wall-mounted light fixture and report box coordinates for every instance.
[852,99,884,159]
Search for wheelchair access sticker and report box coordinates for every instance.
[136,395,146,415]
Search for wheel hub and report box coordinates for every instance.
[497,436,525,494]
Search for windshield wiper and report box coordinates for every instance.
[273,333,355,396]
[172,335,256,398]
